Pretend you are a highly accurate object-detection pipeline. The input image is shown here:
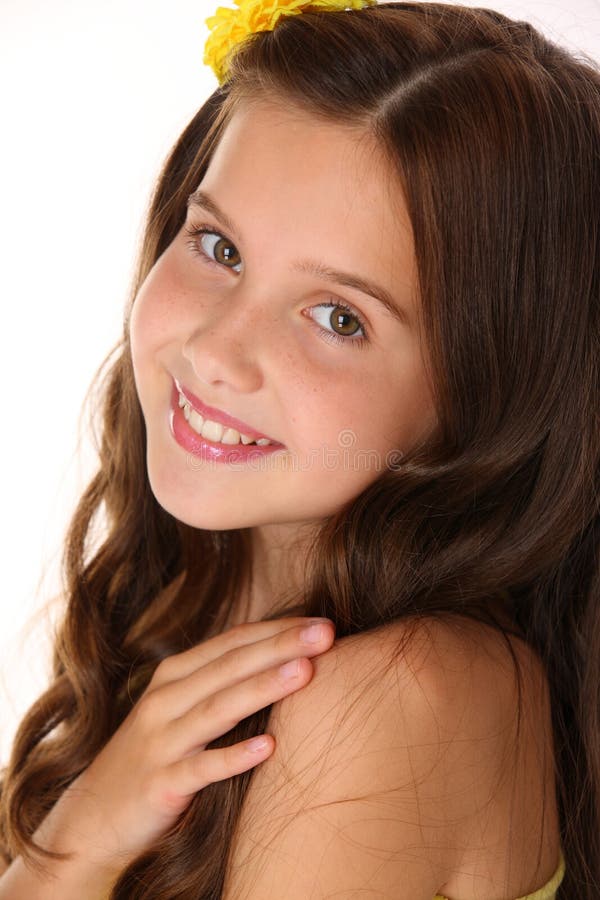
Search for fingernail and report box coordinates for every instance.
[279,659,301,678]
[300,624,324,643]
[247,736,269,752]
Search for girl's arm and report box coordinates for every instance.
[0,854,118,900]
[0,780,124,900]
[0,744,126,898]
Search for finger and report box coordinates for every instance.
[149,616,332,687]
[151,620,335,723]
[159,734,275,802]
[167,654,315,754]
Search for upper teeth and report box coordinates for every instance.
[178,392,272,446]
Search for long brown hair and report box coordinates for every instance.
[1,3,599,896]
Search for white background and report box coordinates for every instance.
[1,0,599,767]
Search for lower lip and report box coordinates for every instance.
[169,383,285,464]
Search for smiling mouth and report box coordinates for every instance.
[176,391,275,447]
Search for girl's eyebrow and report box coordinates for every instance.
[186,189,411,326]
[188,189,241,239]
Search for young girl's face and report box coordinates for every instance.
[130,96,437,531]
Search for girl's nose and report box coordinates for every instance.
[181,308,265,394]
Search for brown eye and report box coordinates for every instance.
[329,307,361,337]
[307,300,368,348]
[197,230,242,272]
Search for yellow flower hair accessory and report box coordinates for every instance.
[204,0,378,85]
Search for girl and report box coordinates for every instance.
[0,0,598,896]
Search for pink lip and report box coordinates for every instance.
[172,377,282,445]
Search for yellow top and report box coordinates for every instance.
[434,849,566,900]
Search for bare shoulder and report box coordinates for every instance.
[223,615,561,900]
[223,618,460,898]
[377,615,563,900]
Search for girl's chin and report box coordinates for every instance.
[144,473,275,530]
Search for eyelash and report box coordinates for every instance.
[183,223,370,349]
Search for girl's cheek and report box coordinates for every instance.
[129,289,171,370]
[129,289,154,348]
[132,265,185,339]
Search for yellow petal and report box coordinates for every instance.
[204,0,378,84]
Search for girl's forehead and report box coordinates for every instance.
[205,96,413,239]
[222,94,377,163]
